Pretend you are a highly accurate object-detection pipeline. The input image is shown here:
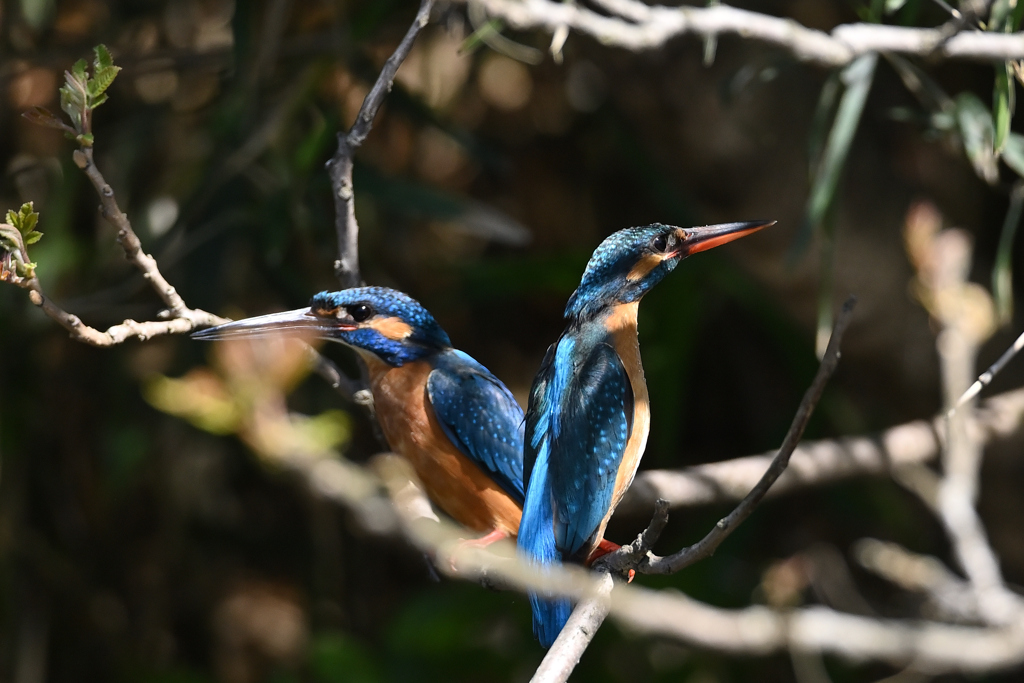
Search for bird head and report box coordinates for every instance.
[192,286,452,367]
[564,221,774,319]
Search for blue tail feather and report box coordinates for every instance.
[518,451,572,647]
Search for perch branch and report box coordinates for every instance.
[327,0,434,286]
[460,0,1024,67]
[530,574,614,683]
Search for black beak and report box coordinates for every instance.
[675,220,775,256]
[191,308,352,341]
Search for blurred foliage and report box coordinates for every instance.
[2,1,1024,682]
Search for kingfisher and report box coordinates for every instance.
[193,287,524,543]
[518,220,774,647]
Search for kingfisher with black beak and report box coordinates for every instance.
[193,287,525,544]
[518,220,774,647]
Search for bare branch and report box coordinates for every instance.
[327,0,434,286]
[459,0,1024,67]
[617,386,1024,513]
[530,574,614,683]
[638,296,856,575]
[281,447,1024,676]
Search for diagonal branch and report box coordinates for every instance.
[598,296,857,577]
[641,296,856,574]
[327,0,435,286]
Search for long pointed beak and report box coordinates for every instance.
[677,220,775,256]
[191,308,352,341]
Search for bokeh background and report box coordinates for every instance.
[2,0,1024,681]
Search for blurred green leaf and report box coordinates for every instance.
[793,53,877,261]
[994,183,1024,326]
[807,72,841,180]
[994,62,1014,153]
[1002,132,1024,176]
[956,92,998,184]
[991,0,1014,30]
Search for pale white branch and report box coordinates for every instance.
[460,0,1024,67]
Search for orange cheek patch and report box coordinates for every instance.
[313,306,339,318]
[368,316,414,340]
[627,253,665,281]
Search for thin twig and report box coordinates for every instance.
[637,296,856,575]
[460,0,1024,67]
[327,0,435,286]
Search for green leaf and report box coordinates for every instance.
[23,231,42,245]
[7,202,39,236]
[994,62,1014,152]
[993,183,1024,326]
[1002,132,1024,176]
[71,58,87,82]
[89,66,119,98]
[991,0,1014,31]
[93,44,113,70]
[956,92,998,183]
[792,53,877,261]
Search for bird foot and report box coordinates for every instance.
[448,529,507,572]
[588,539,636,582]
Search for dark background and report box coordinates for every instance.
[1,0,1023,681]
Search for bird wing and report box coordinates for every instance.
[426,350,525,503]
[548,341,634,561]
[524,341,557,486]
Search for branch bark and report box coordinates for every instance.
[326,0,434,286]
[459,0,1024,67]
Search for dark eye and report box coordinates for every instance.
[652,234,669,252]
[348,304,373,322]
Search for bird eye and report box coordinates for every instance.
[652,234,669,252]
[347,304,373,322]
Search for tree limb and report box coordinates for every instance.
[459,0,1024,67]
[617,385,1024,514]
[327,0,435,286]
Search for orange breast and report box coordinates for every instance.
[360,354,523,535]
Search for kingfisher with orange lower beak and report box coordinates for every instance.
[193,287,525,543]
[519,220,774,647]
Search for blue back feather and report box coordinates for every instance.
[427,350,525,503]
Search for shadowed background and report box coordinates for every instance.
[1,0,1023,681]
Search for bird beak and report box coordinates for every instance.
[676,220,775,256]
[191,308,354,341]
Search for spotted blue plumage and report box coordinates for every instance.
[311,287,451,366]
[564,224,682,320]
[427,350,524,503]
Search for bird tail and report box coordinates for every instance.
[518,454,572,647]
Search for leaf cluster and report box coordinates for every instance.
[24,44,121,147]
[0,202,42,282]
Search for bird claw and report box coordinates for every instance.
[449,529,507,572]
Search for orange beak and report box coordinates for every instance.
[675,220,775,256]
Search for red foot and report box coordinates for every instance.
[587,540,636,582]
[449,529,507,573]
[459,528,507,550]
[586,539,621,564]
